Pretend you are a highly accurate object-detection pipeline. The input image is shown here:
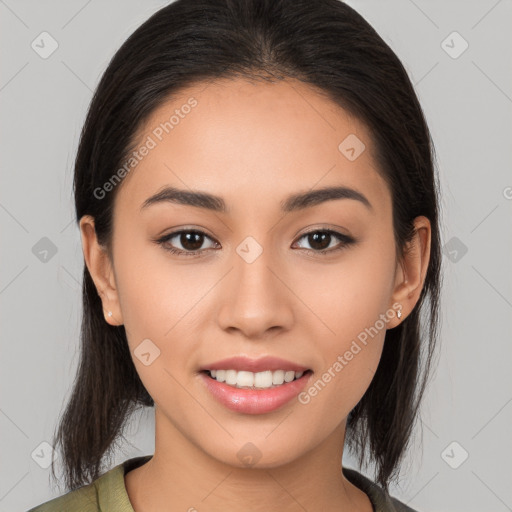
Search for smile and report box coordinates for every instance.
[199,369,313,414]
[205,369,308,389]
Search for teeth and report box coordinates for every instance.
[208,369,306,389]
[225,369,237,385]
[272,370,285,385]
[238,371,255,387]
[284,370,295,382]
[254,370,271,387]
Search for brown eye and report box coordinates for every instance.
[155,228,355,258]
[306,231,332,250]
[177,231,204,251]
[294,229,355,255]
[156,229,218,256]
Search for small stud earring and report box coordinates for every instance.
[397,307,402,319]
[108,311,113,317]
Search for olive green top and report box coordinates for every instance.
[27,455,418,512]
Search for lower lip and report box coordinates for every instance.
[199,371,312,415]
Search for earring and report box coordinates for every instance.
[397,306,402,319]
[108,311,113,317]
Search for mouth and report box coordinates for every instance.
[201,368,313,390]
[197,355,314,413]
[199,367,313,414]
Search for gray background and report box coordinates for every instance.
[1,1,511,511]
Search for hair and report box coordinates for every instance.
[50,0,443,496]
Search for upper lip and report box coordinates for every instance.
[200,356,310,373]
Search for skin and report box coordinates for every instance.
[80,77,431,512]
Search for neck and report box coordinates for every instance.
[125,406,372,512]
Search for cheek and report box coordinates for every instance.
[293,241,395,341]
[112,237,219,396]
[113,230,213,338]
[295,242,395,409]
[113,247,209,406]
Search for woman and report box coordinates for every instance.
[28,0,442,510]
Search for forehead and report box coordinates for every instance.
[114,77,389,217]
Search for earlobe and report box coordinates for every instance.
[79,215,123,326]
[389,216,431,328]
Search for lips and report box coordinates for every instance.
[199,355,310,373]
[199,370,312,414]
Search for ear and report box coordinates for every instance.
[79,215,123,326]
[388,215,431,328]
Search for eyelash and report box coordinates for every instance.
[155,228,356,257]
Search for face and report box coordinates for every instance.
[85,77,407,468]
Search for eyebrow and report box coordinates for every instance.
[140,185,373,213]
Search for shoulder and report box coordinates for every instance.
[343,467,419,512]
[26,482,99,512]
[26,456,152,512]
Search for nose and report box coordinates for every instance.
[216,244,295,339]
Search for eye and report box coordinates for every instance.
[293,229,356,255]
[155,229,219,256]
[155,227,356,257]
